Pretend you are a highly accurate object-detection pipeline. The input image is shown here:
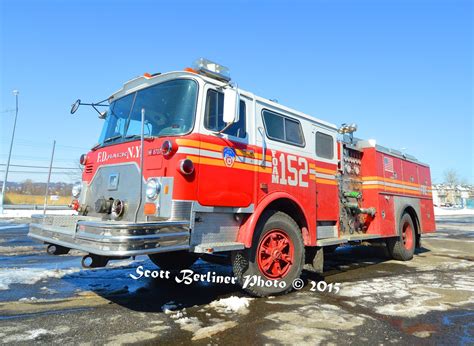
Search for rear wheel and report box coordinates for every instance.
[232,210,304,297]
[148,251,197,271]
[387,212,416,261]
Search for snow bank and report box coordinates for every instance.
[0,223,29,231]
[0,209,77,218]
[0,267,79,290]
[434,207,474,216]
[209,296,253,314]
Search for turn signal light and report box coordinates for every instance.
[179,159,194,175]
[144,203,157,215]
[71,200,80,211]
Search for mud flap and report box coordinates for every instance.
[304,247,324,274]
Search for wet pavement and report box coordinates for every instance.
[0,215,473,344]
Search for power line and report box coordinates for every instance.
[0,164,79,170]
[0,154,78,162]
[0,138,90,151]
[0,170,80,174]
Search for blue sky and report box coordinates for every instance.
[1,0,472,184]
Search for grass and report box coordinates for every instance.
[4,193,71,206]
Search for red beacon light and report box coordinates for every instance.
[79,154,87,165]
[161,140,174,157]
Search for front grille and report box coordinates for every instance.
[85,164,94,174]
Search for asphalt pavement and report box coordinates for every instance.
[0,215,473,345]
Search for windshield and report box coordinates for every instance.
[97,79,198,145]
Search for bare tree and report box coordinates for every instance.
[74,162,84,182]
[21,179,34,195]
[443,169,459,186]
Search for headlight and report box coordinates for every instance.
[146,179,161,200]
[72,183,82,198]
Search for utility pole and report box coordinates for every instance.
[43,140,56,215]
[0,90,19,214]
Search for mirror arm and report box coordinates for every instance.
[91,104,103,116]
[213,122,234,135]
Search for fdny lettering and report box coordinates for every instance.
[271,151,309,188]
[97,145,141,163]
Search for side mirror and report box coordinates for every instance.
[71,99,81,114]
[223,88,240,124]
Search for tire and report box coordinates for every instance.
[387,212,416,261]
[148,251,197,271]
[232,210,305,297]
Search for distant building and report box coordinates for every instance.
[432,184,474,208]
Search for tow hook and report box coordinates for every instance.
[46,244,70,255]
[81,254,109,268]
[81,255,130,268]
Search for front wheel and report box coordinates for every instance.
[387,212,416,261]
[232,210,304,297]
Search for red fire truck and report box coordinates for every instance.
[29,58,436,296]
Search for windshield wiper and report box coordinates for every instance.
[124,134,140,139]
[91,135,123,150]
[103,135,123,143]
[124,134,152,140]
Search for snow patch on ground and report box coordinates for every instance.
[161,301,178,314]
[174,316,202,333]
[338,271,474,317]
[0,267,79,290]
[191,321,238,341]
[263,295,367,344]
[3,326,70,343]
[434,207,474,216]
[0,223,29,230]
[0,210,77,218]
[209,296,253,314]
[0,245,38,255]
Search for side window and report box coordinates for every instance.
[204,89,246,138]
[262,110,305,146]
[315,131,334,159]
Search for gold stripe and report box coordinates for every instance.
[315,178,338,186]
[309,164,337,175]
[177,139,272,161]
[186,155,258,172]
[362,176,424,188]
[254,152,273,161]
[186,154,338,186]
[362,184,422,195]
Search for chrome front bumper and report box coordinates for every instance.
[28,214,190,256]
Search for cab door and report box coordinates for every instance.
[196,85,255,207]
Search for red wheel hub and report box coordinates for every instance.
[402,222,414,250]
[257,230,294,279]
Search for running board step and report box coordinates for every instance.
[192,242,245,253]
[317,234,383,246]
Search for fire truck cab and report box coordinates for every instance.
[29,59,436,296]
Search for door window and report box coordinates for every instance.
[204,89,247,138]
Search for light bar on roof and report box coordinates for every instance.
[193,58,231,82]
